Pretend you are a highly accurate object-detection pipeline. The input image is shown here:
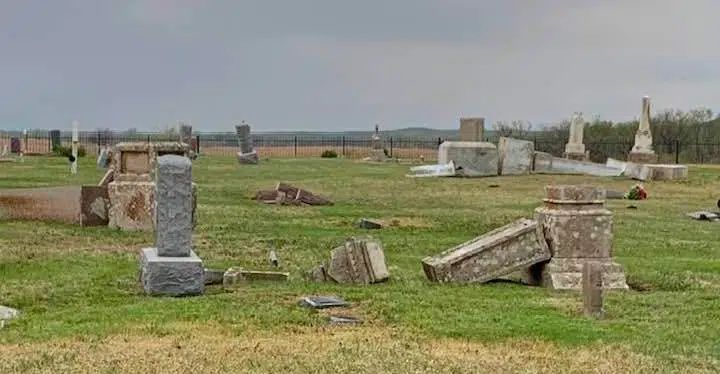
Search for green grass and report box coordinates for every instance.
[1,156,719,373]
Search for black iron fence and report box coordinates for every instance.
[1,130,719,164]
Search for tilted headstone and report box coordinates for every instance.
[179,123,197,159]
[422,218,551,283]
[139,155,204,296]
[235,123,259,164]
[528,185,628,290]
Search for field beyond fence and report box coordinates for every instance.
[2,130,720,164]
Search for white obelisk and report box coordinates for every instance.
[71,120,79,174]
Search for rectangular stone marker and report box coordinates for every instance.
[583,261,604,319]
[0,186,82,224]
[422,218,551,283]
[497,137,534,175]
[80,186,109,227]
[327,237,390,284]
[438,141,498,177]
[459,117,484,142]
[155,155,193,257]
[140,154,204,297]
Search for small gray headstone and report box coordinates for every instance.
[358,219,383,230]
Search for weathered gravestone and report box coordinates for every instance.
[583,261,604,319]
[179,123,197,160]
[528,185,628,290]
[139,155,204,296]
[438,141,498,177]
[458,117,484,142]
[422,218,551,283]
[368,124,390,161]
[628,96,657,164]
[310,237,390,284]
[564,112,589,161]
[497,137,534,175]
[235,122,259,164]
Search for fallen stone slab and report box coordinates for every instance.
[328,315,362,325]
[223,267,290,286]
[357,218,383,229]
[0,305,20,329]
[327,237,390,284]
[422,218,551,283]
[406,161,457,178]
[605,158,651,181]
[497,137,534,175]
[298,296,350,309]
[686,211,720,221]
[237,150,259,165]
[534,153,623,177]
[438,141,498,177]
[0,185,109,227]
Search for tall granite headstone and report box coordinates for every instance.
[139,155,204,296]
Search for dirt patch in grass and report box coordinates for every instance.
[0,325,680,374]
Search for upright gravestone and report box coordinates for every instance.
[179,123,197,160]
[628,96,657,164]
[49,130,61,151]
[10,137,20,154]
[235,122,259,164]
[459,117,484,142]
[139,155,204,296]
[368,124,389,161]
[564,112,588,161]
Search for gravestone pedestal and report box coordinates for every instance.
[529,185,628,290]
[139,155,204,297]
[628,96,657,164]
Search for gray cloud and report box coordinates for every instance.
[1,0,718,131]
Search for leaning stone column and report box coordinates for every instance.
[531,185,628,290]
[139,155,204,296]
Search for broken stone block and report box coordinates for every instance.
[438,141,498,177]
[80,186,109,227]
[237,150,259,165]
[108,181,155,231]
[298,296,350,309]
[223,267,289,286]
[497,137,534,175]
[358,219,383,230]
[204,268,225,285]
[646,164,689,181]
[327,237,390,284]
[422,218,551,283]
[530,185,628,291]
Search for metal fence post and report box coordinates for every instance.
[675,139,680,164]
[342,136,346,157]
[196,135,201,154]
[294,136,298,157]
[389,137,393,157]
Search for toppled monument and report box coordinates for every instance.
[438,141,498,177]
[0,185,109,226]
[236,122,259,164]
[529,185,628,290]
[422,218,551,283]
[139,155,204,297]
[497,137,533,175]
[628,96,657,164]
[223,267,289,287]
[310,237,390,284]
[108,142,197,231]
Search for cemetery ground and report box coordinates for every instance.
[1,156,719,373]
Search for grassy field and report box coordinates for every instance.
[0,156,719,373]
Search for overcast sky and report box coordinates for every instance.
[1,0,718,132]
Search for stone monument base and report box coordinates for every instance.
[108,181,155,231]
[645,164,688,180]
[140,247,204,296]
[438,141,498,177]
[527,258,628,291]
[237,150,259,164]
[563,152,589,161]
[627,152,657,164]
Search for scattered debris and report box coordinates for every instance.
[255,183,333,206]
[298,296,350,309]
[204,268,225,285]
[328,315,362,325]
[686,211,720,221]
[223,267,289,286]
[357,218,383,230]
[422,218,550,283]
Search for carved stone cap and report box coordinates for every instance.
[544,185,605,204]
